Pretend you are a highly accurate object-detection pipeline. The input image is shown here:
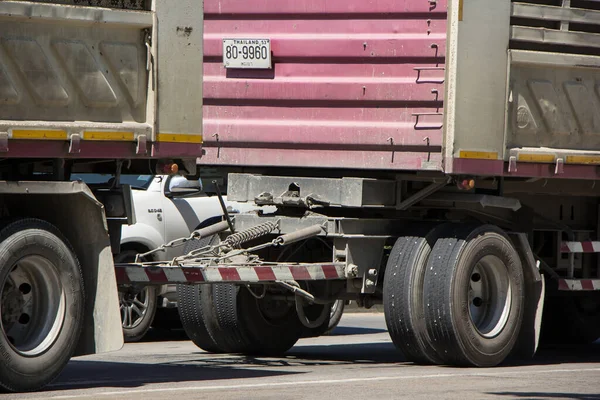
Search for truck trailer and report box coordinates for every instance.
[118,0,600,371]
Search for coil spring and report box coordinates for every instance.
[224,221,278,248]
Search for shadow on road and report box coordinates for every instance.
[489,392,600,400]
[49,358,302,391]
[327,326,387,336]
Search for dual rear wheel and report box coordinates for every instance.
[384,224,525,367]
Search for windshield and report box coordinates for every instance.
[71,174,155,190]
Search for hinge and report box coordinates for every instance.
[144,29,153,72]
[136,134,147,155]
[555,158,564,175]
[69,134,81,154]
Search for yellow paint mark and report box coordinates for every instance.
[459,151,499,160]
[83,131,135,141]
[156,133,203,144]
[566,155,600,165]
[517,154,554,163]
[12,129,67,140]
[458,0,464,21]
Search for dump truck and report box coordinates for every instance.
[0,0,204,392]
[115,0,600,371]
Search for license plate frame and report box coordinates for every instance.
[222,39,272,69]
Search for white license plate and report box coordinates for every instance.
[222,39,271,69]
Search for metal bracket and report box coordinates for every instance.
[0,132,8,152]
[555,158,564,175]
[508,156,517,173]
[136,134,147,155]
[396,178,450,210]
[69,134,81,154]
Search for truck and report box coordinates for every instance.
[3,0,600,393]
[0,0,204,392]
[136,0,597,368]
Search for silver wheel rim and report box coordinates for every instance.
[1,256,67,356]
[119,287,151,329]
[468,255,512,338]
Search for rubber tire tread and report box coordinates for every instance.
[383,235,442,364]
[423,225,524,367]
[176,236,223,353]
[324,300,345,335]
[0,219,84,393]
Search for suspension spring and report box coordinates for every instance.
[223,220,279,248]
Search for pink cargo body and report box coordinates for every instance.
[202,0,447,171]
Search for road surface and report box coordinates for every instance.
[5,313,600,399]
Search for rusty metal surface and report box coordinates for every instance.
[201,0,447,171]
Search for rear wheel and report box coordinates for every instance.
[384,230,443,364]
[423,225,525,367]
[324,299,345,335]
[0,219,84,392]
[176,235,223,353]
[115,250,157,343]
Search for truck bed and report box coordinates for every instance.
[203,0,600,181]
[201,0,447,171]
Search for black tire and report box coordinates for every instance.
[0,219,84,392]
[383,230,443,364]
[176,235,224,353]
[115,250,158,343]
[423,225,525,367]
[541,292,600,345]
[325,299,345,335]
[236,285,303,355]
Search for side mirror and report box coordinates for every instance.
[167,176,203,196]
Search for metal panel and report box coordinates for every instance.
[507,50,600,152]
[201,0,446,171]
[0,2,153,141]
[153,0,204,145]
[444,0,511,170]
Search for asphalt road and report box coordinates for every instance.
[5,313,600,400]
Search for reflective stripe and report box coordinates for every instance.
[517,154,554,163]
[458,151,499,160]
[156,133,203,143]
[566,155,600,165]
[11,129,67,140]
[83,131,135,141]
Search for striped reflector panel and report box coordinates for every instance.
[115,263,346,285]
[560,241,600,253]
[558,279,600,291]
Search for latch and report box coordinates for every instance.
[136,134,147,155]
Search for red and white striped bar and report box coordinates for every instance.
[115,263,347,285]
[558,279,600,291]
[560,241,600,253]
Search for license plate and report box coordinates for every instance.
[222,39,271,69]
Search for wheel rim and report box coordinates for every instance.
[1,256,67,356]
[120,287,151,329]
[468,255,512,338]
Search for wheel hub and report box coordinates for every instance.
[119,287,150,329]
[1,257,66,356]
[468,255,512,338]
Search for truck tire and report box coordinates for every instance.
[383,232,442,364]
[115,250,157,343]
[541,293,600,345]
[423,225,525,367]
[0,219,84,392]
[176,235,223,353]
[324,299,345,335]
[236,285,303,355]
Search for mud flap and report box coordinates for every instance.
[510,233,545,360]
